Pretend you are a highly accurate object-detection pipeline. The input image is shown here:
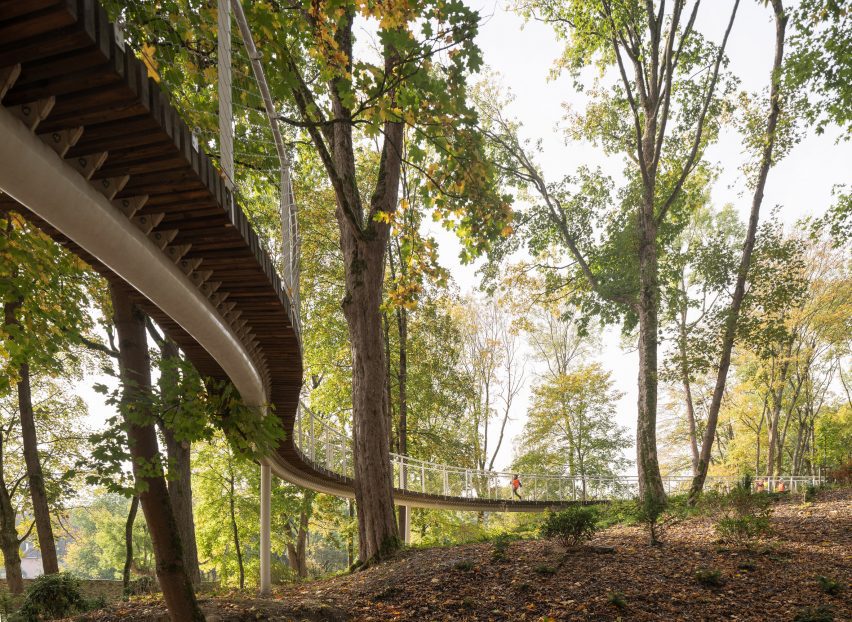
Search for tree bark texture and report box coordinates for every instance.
[0,436,23,595]
[110,287,204,621]
[157,339,201,586]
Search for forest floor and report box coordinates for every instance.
[71,487,850,622]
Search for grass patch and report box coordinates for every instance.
[816,576,841,596]
[794,604,834,622]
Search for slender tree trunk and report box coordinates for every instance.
[157,339,201,586]
[395,303,408,537]
[3,300,59,574]
[689,0,788,501]
[123,495,139,592]
[228,473,244,590]
[16,361,59,574]
[0,435,23,595]
[347,499,355,567]
[341,232,399,563]
[110,287,203,621]
[636,218,666,510]
[287,507,310,578]
[679,308,700,475]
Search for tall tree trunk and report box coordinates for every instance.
[123,495,139,592]
[347,499,355,567]
[341,232,399,563]
[157,338,201,586]
[688,0,788,501]
[3,300,58,574]
[110,287,203,621]
[16,361,59,574]
[636,217,666,511]
[287,507,310,578]
[228,473,244,590]
[0,435,23,595]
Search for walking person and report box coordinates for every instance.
[511,474,522,500]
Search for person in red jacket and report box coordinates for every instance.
[511,475,522,500]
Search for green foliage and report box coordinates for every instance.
[490,533,519,562]
[540,506,598,548]
[608,591,627,609]
[534,564,556,575]
[816,576,841,596]
[514,363,631,491]
[12,573,96,621]
[64,493,154,581]
[453,560,474,571]
[694,568,724,588]
[793,605,835,622]
[707,480,773,547]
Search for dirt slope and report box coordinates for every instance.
[75,488,851,621]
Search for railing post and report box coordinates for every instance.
[325,425,331,467]
[309,414,315,462]
[443,469,449,496]
[421,464,425,493]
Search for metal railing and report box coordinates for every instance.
[292,404,825,504]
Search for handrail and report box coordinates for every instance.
[294,403,824,502]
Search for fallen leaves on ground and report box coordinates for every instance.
[71,488,851,621]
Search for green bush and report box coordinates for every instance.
[12,573,96,621]
[534,564,556,575]
[793,604,834,622]
[817,576,841,596]
[715,515,772,546]
[490,533,519,561]
[707,479,773,547]
[541,506,598,548]
[608,591,627,609]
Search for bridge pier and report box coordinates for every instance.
[402,505,411,545]
[259,463,271,596]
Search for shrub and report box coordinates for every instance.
[541,506,598,548]
[708,478,773,547]
[803,484,819,502]
[817,576,841,596]
[793,605,834,622]
[453,560,474,571]
[12,573,94,621]
[534,564,556,575]
[608,591,627,609]
[695,568,724,587]
[490,533,518,561]
[715,515,772,546]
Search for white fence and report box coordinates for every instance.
[293,405,824,503]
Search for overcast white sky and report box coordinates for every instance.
[79,1,850,477]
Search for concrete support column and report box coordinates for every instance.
[259,463,271,596]
[402,505,411,545]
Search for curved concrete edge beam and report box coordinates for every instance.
[0,106,266,408]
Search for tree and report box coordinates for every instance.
[109,286,204,621]
[258,0,510,561]
[63,492,155,582]
[1,212,96,576]
[0,376,88,593]
[515,363,630,500]
[481,0,741,511]
[688,0,790,500]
